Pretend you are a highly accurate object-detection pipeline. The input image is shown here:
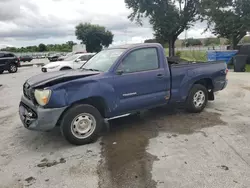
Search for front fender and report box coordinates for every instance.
[46,79,118,115]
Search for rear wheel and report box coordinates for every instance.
[186,84,208,113]
[8,63,18,73]
[0,70,4,74]
[60,104,103,145]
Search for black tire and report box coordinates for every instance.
[0,70,4,74]
[60,104,103,145]
[60,67,71,71]
[186,84,208,113]
[8,63,18,73]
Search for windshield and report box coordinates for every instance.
[64,54,80,61]
[81,49,125,72]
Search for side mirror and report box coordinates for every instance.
[75,59,80,62]
[116,70,124,75]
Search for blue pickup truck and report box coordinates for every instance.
[19,43,228,145]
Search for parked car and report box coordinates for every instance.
[0,52,20,74]
[19,55,33,62]
[19,43,228,145]
[41,53,95,72]
[57,51,87,61]
[48,54,61,62]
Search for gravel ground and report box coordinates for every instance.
[0,67,250,188]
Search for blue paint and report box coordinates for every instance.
[207,50,238,63]
[24,43,228,119]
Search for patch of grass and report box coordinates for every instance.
[179,50,207,62]
[246,65,250,72]
[165,48,207,62]
[165,48,250,72]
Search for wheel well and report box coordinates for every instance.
[60,66,72,70]
[194,78,213,90]
[194,78,214,100]
[56,97,107,126]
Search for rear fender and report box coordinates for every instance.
[181,76,213,102]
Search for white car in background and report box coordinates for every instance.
[41,53,95,72]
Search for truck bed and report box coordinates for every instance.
[168,58,227,103]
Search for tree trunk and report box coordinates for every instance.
[169,37,176,57]
[230,37,238,50]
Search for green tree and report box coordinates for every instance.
[183,38,202,47]
[240,36,250,44]
[203,38,220,46]
[201,0,250,49]
[125,0,201,56]
[75,23,113,52]
[38,43,47,52]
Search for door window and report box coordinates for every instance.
[79,55,91,61]
[118,48,159,73]
[4,53,14,58]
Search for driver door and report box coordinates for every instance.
[112,47,169,114]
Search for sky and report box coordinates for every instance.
[0,0,214,48]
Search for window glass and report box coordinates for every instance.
[82,49,125,72]
[80,55,92,61]
[118,48,159,73]
[4,53,14,58]
[0,53,4,58]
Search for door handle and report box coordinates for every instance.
[156,74,164,78]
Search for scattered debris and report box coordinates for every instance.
[217,165,229,171]
[60,158,66,163]
[185,139,188,142]
[37,158,66,168]
[233,180,238,183]
[25,177,36,184]
[184,161,187,164]
[172,134,178,137]
[167,135,171,139]
[0,153,8,157]
[41,158,48,163]
[45,179,49,182]
[87,150,92,153]
[113,142,117,145]
[135,175,138,179]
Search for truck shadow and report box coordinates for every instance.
[98,106,226,188]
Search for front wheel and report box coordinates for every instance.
[8,63,18,73]
[60,104,103,145]
[186,84,208,113]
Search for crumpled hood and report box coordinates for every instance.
[26,69,101,88]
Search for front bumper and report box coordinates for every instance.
[19,96,66,131]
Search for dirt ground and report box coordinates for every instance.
[0,67,250,188]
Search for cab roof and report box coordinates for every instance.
[107,43,162,50]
